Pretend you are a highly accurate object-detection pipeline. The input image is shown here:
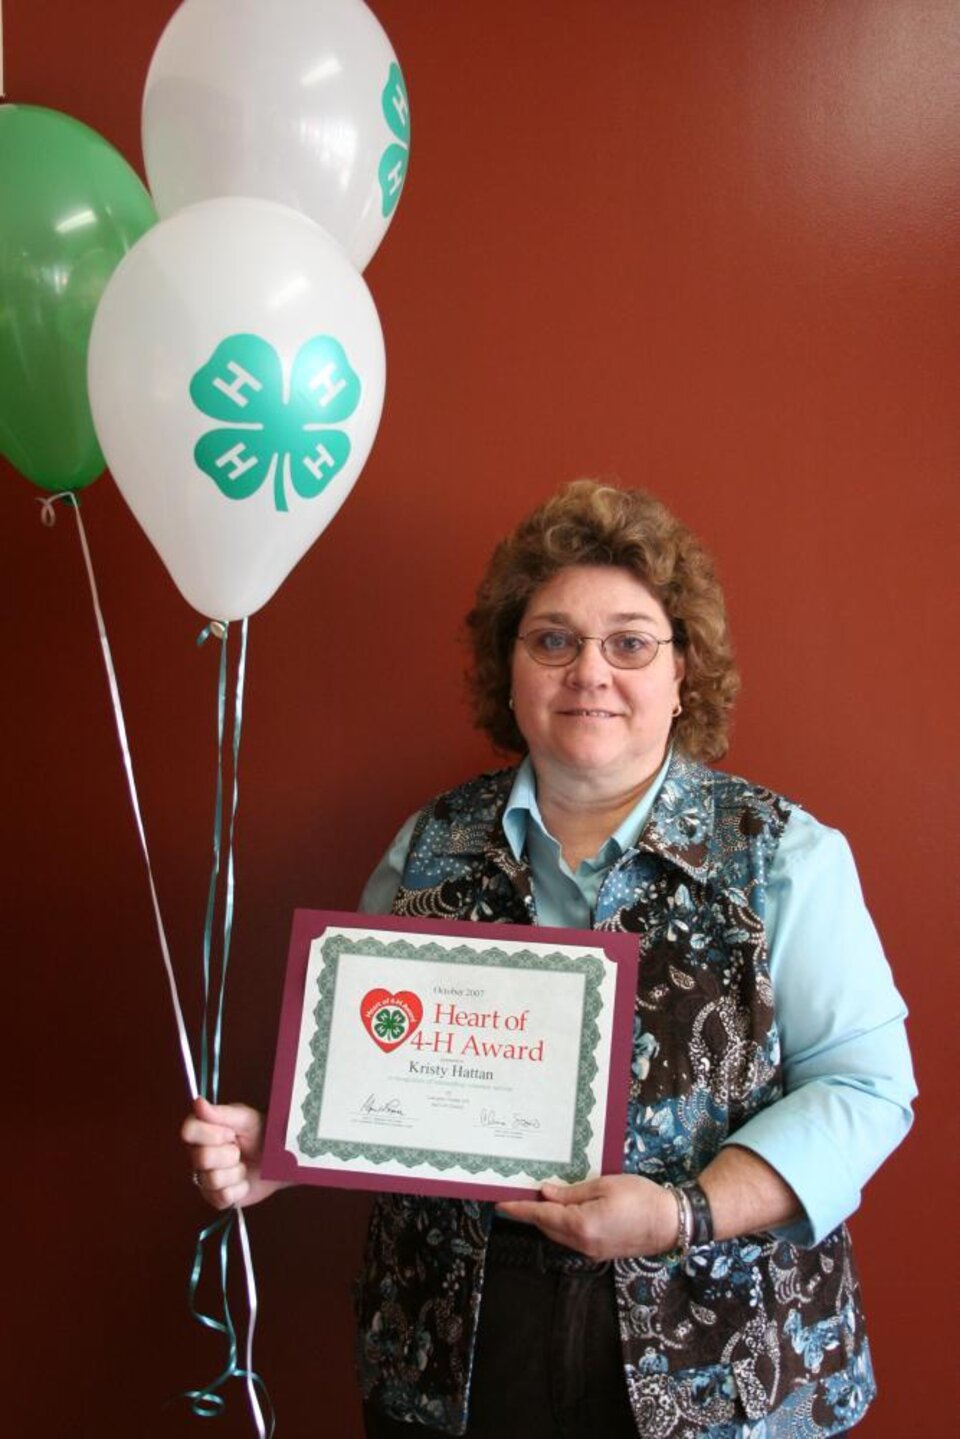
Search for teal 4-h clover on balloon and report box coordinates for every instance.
[190,333,362,512]
[379,62,410,219]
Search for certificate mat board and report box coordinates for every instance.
[262,911,638,1200]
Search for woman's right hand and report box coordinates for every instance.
[181,1096,289,1210]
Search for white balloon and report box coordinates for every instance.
[88,197,385,621]
[142,0,411,271]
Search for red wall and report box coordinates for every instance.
[4,2,957,1434]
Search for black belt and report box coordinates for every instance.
[487,1219,611,1275]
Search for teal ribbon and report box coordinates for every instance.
[216,617,247,1104]
[195,619,248,1103]
[196,623,227,1100]
[185,1211,274,1434]
[39,494,271,1434]
[189,618,272,1435]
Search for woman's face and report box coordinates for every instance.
[510,565,684,795]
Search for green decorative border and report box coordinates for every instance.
[297,934,605,1182]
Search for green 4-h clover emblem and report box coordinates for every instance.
[373,1008,408,1042]
[189,333,361,512]
[379,62,410,219]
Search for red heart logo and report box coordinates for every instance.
[360,988,424,1052]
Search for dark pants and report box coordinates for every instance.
[363,1226,636,1438]
[362,1226,854,1438]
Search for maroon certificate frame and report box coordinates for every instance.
[262,909,639,1201]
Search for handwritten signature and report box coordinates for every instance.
[479,1107,541,1131]
[361,1094,405,1117]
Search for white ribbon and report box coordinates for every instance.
[236,1208,268,1439]
[40,492,270,1438]
[40,493,199,1097]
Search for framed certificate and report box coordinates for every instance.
[262,910,638,1200]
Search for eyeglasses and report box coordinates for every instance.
[516,627,675,670]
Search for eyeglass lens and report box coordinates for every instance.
[519,628,663,669]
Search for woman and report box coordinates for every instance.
[185,482,915,1439]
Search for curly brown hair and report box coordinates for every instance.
[465,480,739,762]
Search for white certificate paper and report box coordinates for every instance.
[262,911,638,1200]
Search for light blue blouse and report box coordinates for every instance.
[359,758,916,1244]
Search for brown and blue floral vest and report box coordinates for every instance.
[356,752,875,1438]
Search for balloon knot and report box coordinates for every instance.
[197,620,229,646]
[36,491,78,527]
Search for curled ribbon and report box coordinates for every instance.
[40,493,273,1437]
[186,1210,273,1435]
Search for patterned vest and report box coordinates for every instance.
[356,753,875,1438]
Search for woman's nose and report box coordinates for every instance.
[566,636,610,684]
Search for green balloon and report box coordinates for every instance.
[0,105,157,491]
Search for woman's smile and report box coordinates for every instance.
[556,706,625,718]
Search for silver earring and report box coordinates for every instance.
[508,697,515,711]
[672,701,682,718]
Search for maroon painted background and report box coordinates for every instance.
[3,2,957,1435]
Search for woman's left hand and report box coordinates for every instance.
[496,1174,678,1260]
